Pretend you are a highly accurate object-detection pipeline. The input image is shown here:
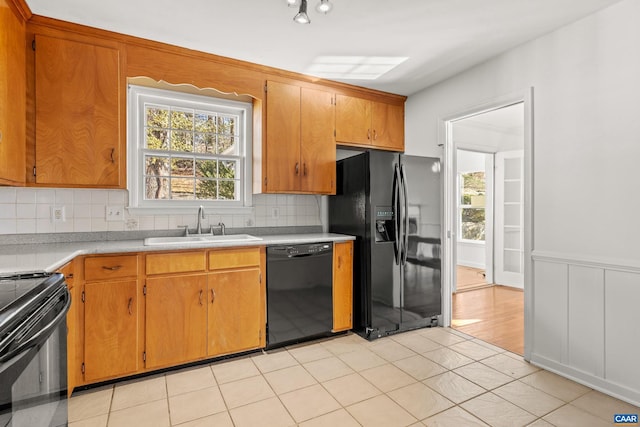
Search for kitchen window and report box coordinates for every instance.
[127,85,252,213]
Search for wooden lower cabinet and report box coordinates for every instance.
[333,241,354,332]
[83,279,139,382]
[208,269,262,356]
[145,274,207,369]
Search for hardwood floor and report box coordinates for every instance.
[452,285,524,355]
[455,265,490,292]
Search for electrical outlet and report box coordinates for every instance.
[125,218,138,230]
[106,205,125,222]
[51,206,65,223]
[270,207,280,219]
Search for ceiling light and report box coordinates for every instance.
[305,56,409,80]
[315,0,333,14]
[290,0,333,24]
[293,0,311,24]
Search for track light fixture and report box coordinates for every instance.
[287,0,333,24]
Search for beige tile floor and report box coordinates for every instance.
[69,327,639,427]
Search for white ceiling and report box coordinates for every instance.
[25,0,621,96]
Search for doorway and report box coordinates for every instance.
[443,99,531,356]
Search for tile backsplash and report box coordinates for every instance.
[0,188,323,235]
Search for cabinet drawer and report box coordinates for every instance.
[85,255,138,281]
[209,248,260,270]
[146,252,206,275]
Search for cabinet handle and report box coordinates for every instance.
[338,256,342,269]
[367,129,371,140]
[373,130,377,140]
[110,148,115,163]
[211,288,216,303]
[127,297,133,315]
[102,265,122,271]
[303,163,308,176]
[199,289,203,306]
[295,162,300,175]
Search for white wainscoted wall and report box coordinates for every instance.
[532,253,640,405]
[404,0,640,406]
[0,188,322,235]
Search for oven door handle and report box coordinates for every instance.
[0,286,71,364]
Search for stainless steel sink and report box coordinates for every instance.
[143,234,262,246]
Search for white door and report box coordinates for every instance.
[494,150,524,288]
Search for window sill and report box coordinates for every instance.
[457,239,486,245]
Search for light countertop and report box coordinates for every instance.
[0,233,355,275]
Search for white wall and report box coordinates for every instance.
[405,0,640,406]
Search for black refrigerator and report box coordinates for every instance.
[329,150,442,340]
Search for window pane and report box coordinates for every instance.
[196,160,218,179]
[145,105,169,128]
[196,180,218,200]
[170,131,194,152]
[170,109,194,130]
[218,180,236,200]
[145,128,169,150]
[171,158,194,177]
[219,160,236,179]
[461,208,485,240]
[217,135,238,155]
[145,156,169,176]
[145,176,169,200]
[217,115,237,135]
[195,112,217,133]
[170,178,195,200]
[194,133,215,154]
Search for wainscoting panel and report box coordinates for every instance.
[604,270,640,394]
[532,260,568,363]
[568,265,604,377]
[531,252,640,407]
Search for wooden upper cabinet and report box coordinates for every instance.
[34,34,122,187]
[264,80,335,194]
[335,94,371,145]
[301,87,336,194]
[265,80,301,192]
[335,94,405,152]
[0,0,26,185]
[371,102,405,151]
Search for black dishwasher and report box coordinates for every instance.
[266,243,333,348]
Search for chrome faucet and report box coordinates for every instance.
[210,222,226,235]
[196,205,205,235]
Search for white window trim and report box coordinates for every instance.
[127,85,253,215]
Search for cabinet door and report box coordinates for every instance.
[265,80,301,192]
[333,241,353,332]
[84,279,138,381]
[371,101,404,151]
[208,269,262,356]
[145,274,207,369]
[35,34,121,187]
[301,87,336,194]
[335,94,371,145]
[0,0,25,185]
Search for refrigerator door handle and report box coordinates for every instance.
[400,164,409,265]
[392,163,401,264]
